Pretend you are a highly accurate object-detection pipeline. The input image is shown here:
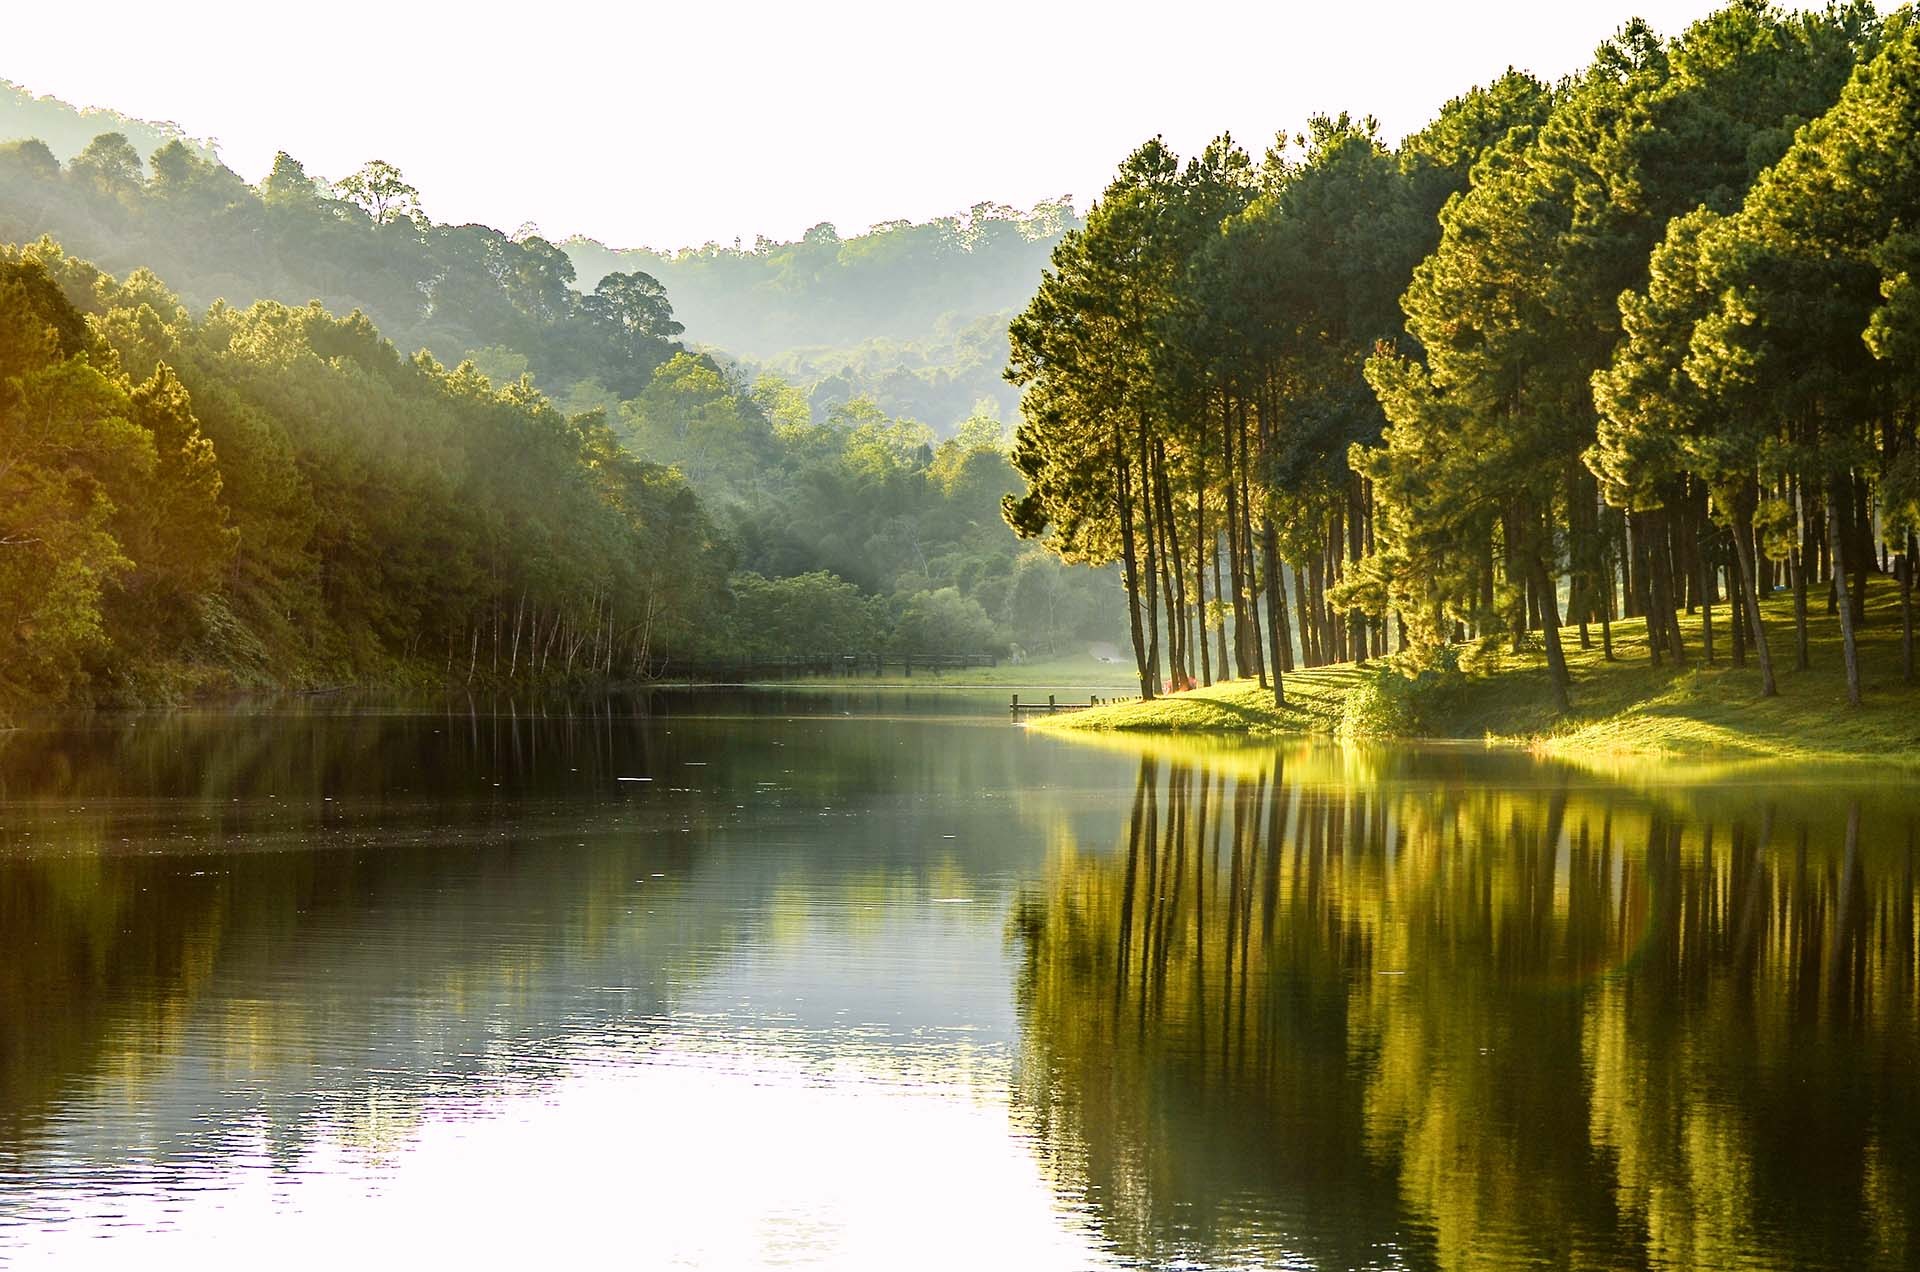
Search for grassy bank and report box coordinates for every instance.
[1032,578,1920,765]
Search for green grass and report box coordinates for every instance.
[1033,577,1920,766]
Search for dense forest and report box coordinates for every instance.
[1007,0,1920,711]
[0,93,1120,709]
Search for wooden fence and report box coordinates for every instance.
[644,652,998,682]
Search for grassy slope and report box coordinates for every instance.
[1034,577,1920,764]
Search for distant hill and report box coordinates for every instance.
[561,201,1079,430]
[0,79,216,166]
[0,76,1076,434]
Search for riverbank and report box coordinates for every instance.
[1031,578,1920,764]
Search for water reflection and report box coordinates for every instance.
[1,703,1916,1269]
[0,698,1122,1265]
[1010,743,1920,1271]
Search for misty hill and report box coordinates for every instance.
[0,133,683,399]
[1,80,215,165]
[562,202,1080,429]
[0,80,1077,433]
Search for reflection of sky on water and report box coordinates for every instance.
[0,700,1914,1270]
[2,906,1116,1272]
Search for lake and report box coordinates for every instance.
[0,691,1913,1269]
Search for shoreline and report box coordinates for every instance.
[1029,581,1920,768]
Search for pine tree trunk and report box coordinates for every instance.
[1662,509,1689,662]
[1138,415,1162,694]
[1240,450,1267,689]
[1600,555,1615,661]
[1527,543,1571,715]
[1293,559,1316,667]
[1728,563,1747,667]
[1697,517,1714,665]
[1153,447,1185,687]
[1273,555,1296,673]
[1222,402,1251,679]
[1850,468,1871,625]
[1827,476,1862,706]
[1789,538,1804,676]
[1212,533,1229,677]
[1902,532,1915,684]
[1347,475,1367,664]
[1645,511,1685,667]
[1732,501,1776,698]
[1262,518,1286,706]
[1193,479,1211,687]
[1113,422,1152,698]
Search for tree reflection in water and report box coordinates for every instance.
[1010,743,1919,1271]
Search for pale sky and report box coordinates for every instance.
[2,0,1839,250]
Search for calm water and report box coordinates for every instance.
[0,691,1914,1270]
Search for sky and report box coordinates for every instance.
[1,0,1844,251]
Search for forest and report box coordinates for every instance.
[1006,0,1920,714]
[0,90,1118,709]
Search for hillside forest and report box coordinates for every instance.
[0,88,1116,707]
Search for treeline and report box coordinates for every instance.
[563,201,1078,356]
[563,204,1080,428]
[0,78,214,169]
[605,359,1121,659]
[1006,0,1920,710]
[0,131,683,398]
[0,107,1126,703]
[0,241,730,705]
[0,239,1114,707]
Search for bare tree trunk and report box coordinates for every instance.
[1696,512,1713,664]
[1792,474,1812,668]
[1114,421,1152,699]
[1527,533,1571,714]
[1193,477,1211,687]
[1222,401,1251,679]
[1262,517,1285,707]
[1827,476,1862,707]
[1212,533,1229,677]
[1731,498,1776,697]
[1902,532,1915,684]
[1346,474,1367,663]
[1292,556,1316,667]
[1239,446,1267,690]
[1138,415,1162,693]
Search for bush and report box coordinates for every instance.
[725,571,885,656]
[892,587,1001,655]
[1338,646,1469,738]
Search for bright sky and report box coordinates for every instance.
[2,0,1838,250]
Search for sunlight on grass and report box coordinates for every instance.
[1034,578,1920,767]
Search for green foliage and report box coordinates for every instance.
[0,242,734,707]
[725,571,886,656]
[0,137,683,399]
[1336,647,1469,738]
[892,587,1000,656]
[0,80,213,167]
